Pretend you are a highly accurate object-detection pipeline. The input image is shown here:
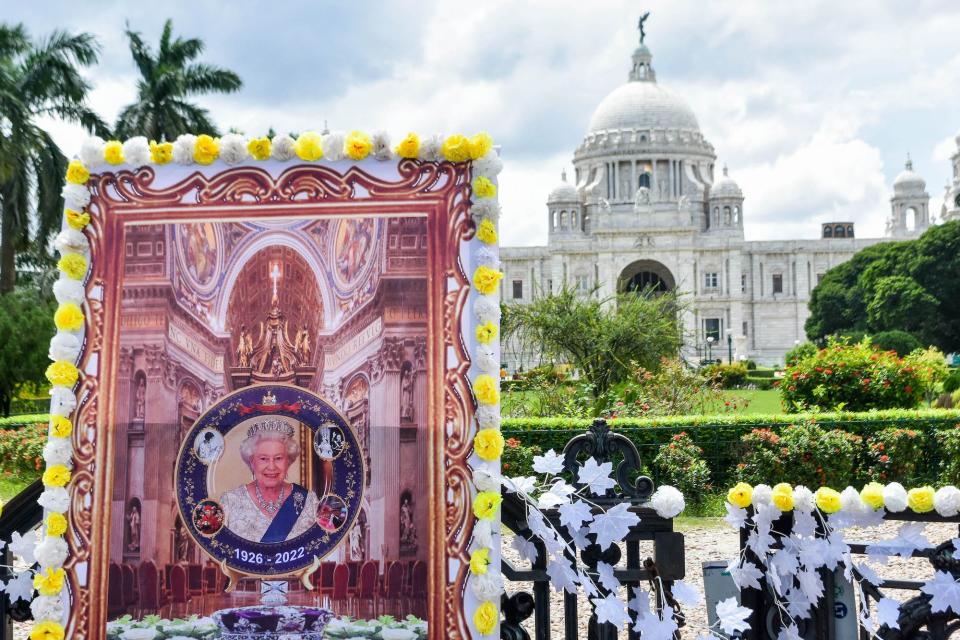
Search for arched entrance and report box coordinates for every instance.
[618,259,675,294]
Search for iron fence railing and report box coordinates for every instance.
[0,479,43,640]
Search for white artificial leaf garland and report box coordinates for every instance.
[876,597,901,630]
[595,561,620,591]
[921,571,960,614]
[588,502,640,550]
[9,531,36,565]
[591,593,630,628]
[2,571,35,603]
[672,579,704,606]
[532,449,565,475]
[511,535,538,564]
[577,457,616,495]
[557,499,594,531]
[715,597,752,635]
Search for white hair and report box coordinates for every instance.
[239,430,299,472]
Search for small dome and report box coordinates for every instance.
[711,166,742,199]
[893,157,925,191]
[547,170,578,202]
[587,81,700,134]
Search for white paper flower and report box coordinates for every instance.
[473,519,495,547]
[471,199,502,223]
[474,294,501,324]
[321,131,345,161]
[61,183,90,210]
[3,571,35,603]
[122,136,150,166]
[53,278,85,306]
[43,438,73,467]
[49,387,77,415]
[54,228,89,256]
[79,136,106,168]
[473,466,502,493]
[476,404,500,430]
[475,344,499,375]
[752,484,773,506]
[792,485,815,513]
[470,572,505,602]
[30,595,64,622]
[841,486,867,514]
[650,485,686,519]
[35,536,69,569]
[371,131,392,161]
[269,133,295,161]
[219,133,249,164]
[884,482,909,512]
[418,134,443,162]
[934,486,960,517]
[49,332,82,362]
[474,246,500,270]
[37,487,71,512]
[121,629,158,640]
[172,134,197,165]
[472,152,503,178]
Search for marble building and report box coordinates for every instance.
[500,27,956,367]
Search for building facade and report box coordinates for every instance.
[500,29,956,367]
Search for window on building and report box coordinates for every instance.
[512,280,523,300]
[704,318,721,342]
[547,279,553,294]
[741,273,747,293]
[772,273,783,294]
[704,272,719,290]
[823,225,833,238]
[575,274,590,293]
[639,172,651,189]
[835,225,846,238]
[742,321,748,337]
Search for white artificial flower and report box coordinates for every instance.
[474,294,501,323]
[418,134,443,162]
[472,467,502,493]
[54,228,89,256]
[934,486,960,517]
[371,131,392,161]
[219,133,248,164]
[474,246,500,269]
[472,152,503,178]
[30,595,64,622]
[271,134,296,161]
[321,131,345,161]
[650,485,686,519]
[53,278,85,306]
[49,332,82,362]
[840,486,867,514]
[470,572,505,602]
[43,438,73,467]
[122,137,150,166]
[61,183,90,210]
[792,485,815,513]
[79,136,106,168]
[473,519,494,547]
[49,386,77,415]
[752,484,773,506]
[35,536,69,569]
[884,482,909,513]
[476,404,500,430]
[475,344,499,375]
[471,199,502,223]
[121,629,158,640]
[172,134,197,165]
[38,487,71,513]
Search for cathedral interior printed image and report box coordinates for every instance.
[107,214,430,618]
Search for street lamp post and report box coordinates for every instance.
[726,329,733,364]
[706,336,714,363]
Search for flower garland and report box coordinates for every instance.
[30,131,505,639]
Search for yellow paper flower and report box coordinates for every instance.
[47,512,68,537]
[42,464,71,488]
[470,547,491,575]
[441,134,471,162]
[860,482,885,510]
[469,132,493,160]
[345,130,372,160]
[476,219,498,244]
[248,137,272,160]
[476,321,498,344]
[473,600,498,636]
[103,140,124,165]
[30,621,65,640]
[58,253,88,280]
[149,141,173,164]
[472,266,503,295]
[54,302,84,332]
[33,567,65,597]
[394,132,420,158]
[46,361,78,387]
[473,490,502,520]
[65,159,90,185]
[815,487,842,514]
[473,374,499,406]
[771,483,794,512]
[907,486,935,513]
[727,482,753,508]
[294,131,324,161]
[65,209,90,230]
[474,428,504,461]
[193,134,220,165]
[472,176,497,199]
[51,416,73,439]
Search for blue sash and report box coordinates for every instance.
[261,484,308,543]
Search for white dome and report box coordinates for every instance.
[893,158,925,191]
[711,166,742,199]
[548,171,578,202]
[587,81,700,134]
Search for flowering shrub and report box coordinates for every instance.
[938,424,960,484]
[652,432,711,501]
[602,358,735,418]
[703,362,749,388]
[500,436,542,477]
[865,427,926,483]
[779,338,929,412]
[0,423,46,476]
[735,422,860,488]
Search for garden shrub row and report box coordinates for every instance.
[0,414,49,427]
[0,422,46,477]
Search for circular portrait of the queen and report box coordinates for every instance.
[175,384,365,578]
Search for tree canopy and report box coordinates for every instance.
[0,287,55,416]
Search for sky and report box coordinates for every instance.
[7,0,960,245]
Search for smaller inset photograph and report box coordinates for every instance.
[316,494,348,533]
[313,422,345,461]
[192,499,225,537]
[193,428,225,465]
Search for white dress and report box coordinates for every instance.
[219,484,320,542]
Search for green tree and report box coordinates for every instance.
[866,275,937,341]
[114,19,242,141]
[502,286,682,398]
[910,221,960,351]
[0,287,56,416]
[0,24,107,293]
[870,330,922,356]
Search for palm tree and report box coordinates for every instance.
[0,24,108,293]
[114,19,242,141]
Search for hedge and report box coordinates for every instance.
[502,409,960,487]
[0,414,49,427]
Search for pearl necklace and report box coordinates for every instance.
[255,481,286,514]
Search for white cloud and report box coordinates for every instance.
[933,134,958,163]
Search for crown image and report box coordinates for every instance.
[246,418,295,439]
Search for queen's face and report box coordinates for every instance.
[251,439,290,489]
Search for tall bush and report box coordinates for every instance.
[652,432,711,501]
[0,422,45,477]
[735,422,861,488]
[865,427,926,483]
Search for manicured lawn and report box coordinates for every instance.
[715,389,783,415]
[0,474,34,503]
